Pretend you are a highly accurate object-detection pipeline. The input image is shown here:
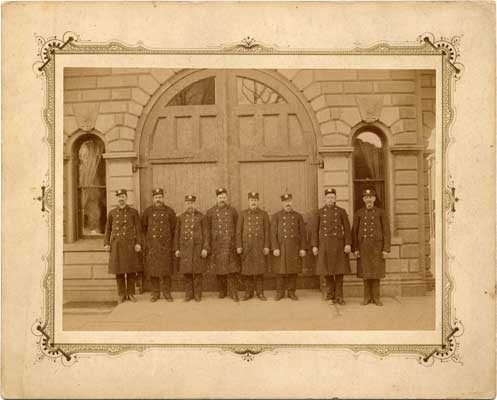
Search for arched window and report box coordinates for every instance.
[73,134,107,238]
[353,129,387,211]
[167,77,215,106]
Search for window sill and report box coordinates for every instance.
[64,238,106,252]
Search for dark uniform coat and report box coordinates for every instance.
[270,210,307,274]
[173,210,209,274]
[104,205,143,274]
[141,204,176,277]
[236,207,271,275]
[352,206,391,279]
[205,204,240,274]
[311,205,352,276]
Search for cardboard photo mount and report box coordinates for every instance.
[2,2,495,399]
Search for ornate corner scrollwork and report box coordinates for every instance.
[33,31,79,76]
[419,33,464,78]
[419,320,464,365]
[32,320,77,365]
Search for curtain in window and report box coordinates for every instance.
[356,137,384,207]
[78,139,105,234]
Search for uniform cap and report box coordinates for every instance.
[115,189,127,196]
[248,192,259,199]
[152,188,164,196]
[280,193,293,201]
[185,195,197,202]
[324,188,336,195]
[362,188,376,197]
[215,187,227,196]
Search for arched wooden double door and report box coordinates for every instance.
[138,69,318,283]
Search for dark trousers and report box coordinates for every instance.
[217,273,238,297]
[276,273,297,295]
[243,274,264,296]
[150,276,172,297]
[184,274,203,299]
[116,273,136,296]
[325,274,344,299]
[363,279,381,301]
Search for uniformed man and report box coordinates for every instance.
[352,188,391,306]
[270,193,307,301]
[205,188,240,302]
[236,192,271,301]
[311,188,352,304]
[174,195,209,302]
[141,188,176,302]
[103,189,143,303]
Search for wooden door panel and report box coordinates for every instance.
[288,114,304,147]
[239,161,310,216]
[262,114,280,147]
[199,115,218,149]
[152,163,221,214]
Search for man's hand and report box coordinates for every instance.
[382,251,389,258]
[201,249,208,258]
[354,251,360,258]
[312,247,319,256]
[273,249,281,257]
[344,245,351,254]
[134,244,141,252]
[236,247,243,254]
[175,250,180,258]
[263,247,270,255]
[104,245,111,252]
[299,250,307,257]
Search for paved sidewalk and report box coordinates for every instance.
[64,290,435,331]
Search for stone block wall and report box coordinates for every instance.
[277,69,435,281]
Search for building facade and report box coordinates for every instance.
[63,68,436,302]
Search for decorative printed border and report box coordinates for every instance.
[32,32,464,365]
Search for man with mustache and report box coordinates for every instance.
[352,188,391,306]
[141,188,177,302]
[104,189,143,303]
[236,192,271,301]
[311,188,352,304]
[270,193,307,301]
[174,195,209,302]
[205,188,240,302]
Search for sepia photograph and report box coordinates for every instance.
[62,67,437,331]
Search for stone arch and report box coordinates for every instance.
[135,69,321,213]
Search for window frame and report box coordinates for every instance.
[352,125,389,213]
[67,131,107,242]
